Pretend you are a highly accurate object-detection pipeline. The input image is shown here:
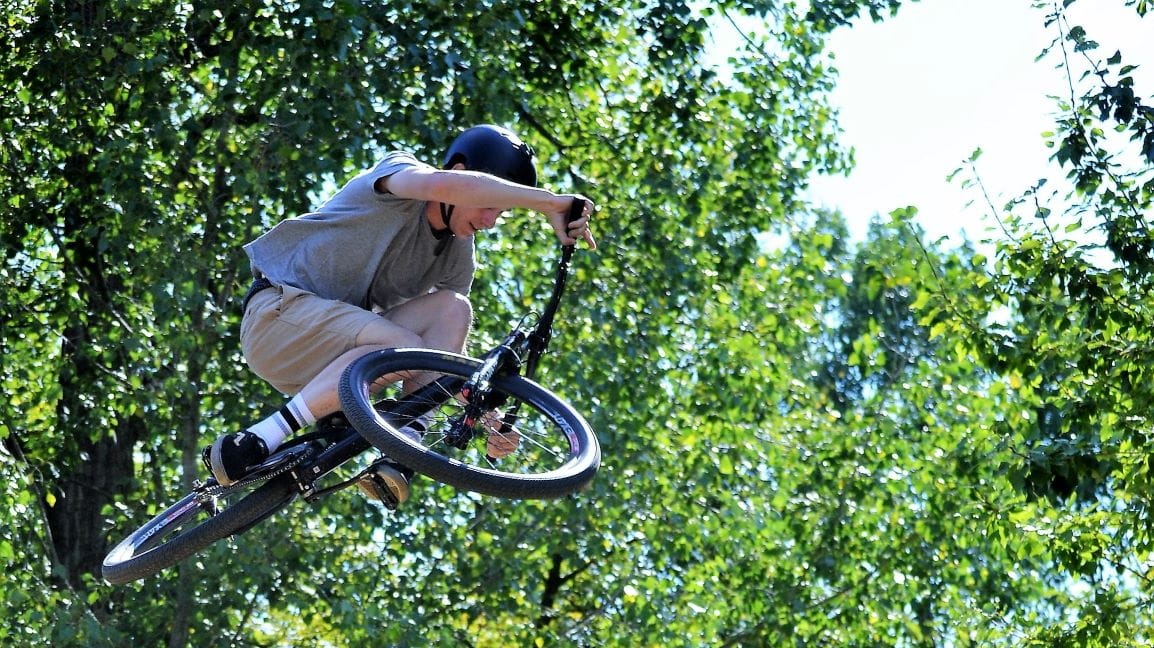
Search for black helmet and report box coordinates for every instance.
[443,124,537,187]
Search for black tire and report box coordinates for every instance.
[339,348,600,499]
[102,472,298,584]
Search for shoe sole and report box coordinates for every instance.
[208,440,238,487]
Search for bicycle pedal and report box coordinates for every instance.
[356,474,400,510]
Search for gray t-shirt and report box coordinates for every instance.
[244,152,475,311]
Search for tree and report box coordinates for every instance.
[0,0,849,644]
[923,0,1154,643]
[3,0,1150,645]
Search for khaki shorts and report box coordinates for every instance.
[240,284,383,395]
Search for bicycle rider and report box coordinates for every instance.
[204,124,596,508]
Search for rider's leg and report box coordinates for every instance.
[207,289,471,485]
[288,289,472,422]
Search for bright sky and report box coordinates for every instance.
[806,0,1153,245]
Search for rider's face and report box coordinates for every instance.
[451,207,503,237]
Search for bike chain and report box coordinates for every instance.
[196,445,315,501]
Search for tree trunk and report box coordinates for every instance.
[49,323,145,590]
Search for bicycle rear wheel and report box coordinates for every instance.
[339,348,600,500]
[102,467,299,584]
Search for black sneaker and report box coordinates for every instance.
[203,431,270,486]
[356,458,413,510]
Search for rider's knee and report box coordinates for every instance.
[439,291,473,327]
[414,290,472,330]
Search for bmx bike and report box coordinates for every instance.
[102,199,600,584]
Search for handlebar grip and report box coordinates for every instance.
[567,197,586,225]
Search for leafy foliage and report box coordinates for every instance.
[933,0,1154,642]
[1,0,1152,645]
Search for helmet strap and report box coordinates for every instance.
[433,202,455,256]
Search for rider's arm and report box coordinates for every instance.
[378,165,554,211]
[377,166,597,249]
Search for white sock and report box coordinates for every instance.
[247,394,317,451]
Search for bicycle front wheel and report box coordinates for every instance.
[102,471,298,584]
[339,348,600,500]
